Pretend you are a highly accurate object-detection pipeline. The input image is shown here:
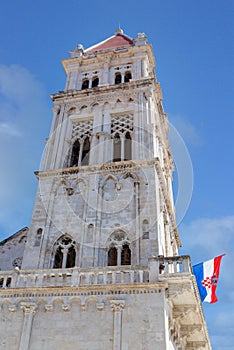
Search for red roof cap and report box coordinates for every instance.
[85,33,133,53]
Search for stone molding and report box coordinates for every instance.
[50,77,154,103]
[35,158,160,179]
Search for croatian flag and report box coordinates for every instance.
[193,255,225,304]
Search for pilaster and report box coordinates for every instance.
[19,302,37,350]
[111,300,125,350]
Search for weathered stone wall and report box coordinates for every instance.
[0,288,167,350]
[0,227,28,271]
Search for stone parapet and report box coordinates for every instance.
[0,255,191,290]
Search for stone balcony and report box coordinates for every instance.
[0,255,211,349]
[0,255,191,290]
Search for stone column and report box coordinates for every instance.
[111,300,125,350]
[117,246,122,266]
[120,136,125,161]
[19,302,37,350]
[61,247,68,268]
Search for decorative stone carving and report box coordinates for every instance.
[96,303,104,311]
[110,300,125,312]
[21,302,37,314]
[12,256,23,268]
[62,304,71,312]
[45,304,53,312]
[81,303,87,311]
[8,304,17,312]
[71,119,93,141]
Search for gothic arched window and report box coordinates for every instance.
[124,132,132,160]
[113,134,121,162]
[92,76,99,88]
[81,79,89,90]
[70,139,80,167]
[53,236,77,269]
[81,137,90,166]
[107,231,131,266]
[115,72,122,84]
[124,71,132,82]
[35,228,42,246]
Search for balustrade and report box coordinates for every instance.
[0,256,191,289]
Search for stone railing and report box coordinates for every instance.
[0,255,191,290]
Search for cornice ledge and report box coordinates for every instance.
[35,158,160,179]
[50,78,154,102]
[0,283,167,300]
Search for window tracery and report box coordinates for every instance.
[69,120,93,167]
[111,114,133,162]
[52,235,77,269]
[107,231,131,266]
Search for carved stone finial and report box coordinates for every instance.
[70,44,84,58]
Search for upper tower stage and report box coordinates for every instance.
[59,30,156,93]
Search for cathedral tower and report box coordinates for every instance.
[0,30,211,350]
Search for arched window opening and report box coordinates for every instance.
[143,220,149,239]
[70,139,80,167]
[108,247,117,266]
[81,137,90,166]
[35,228,42,246]
[115,72,122,84]
[81,79,89,90]
[107,231,131,266]
[53,236,77,269]
[124,71,132,83]
[124,132,132,160]
[113,134,121,162]
[121,244,131,265]
[92,77,99,88]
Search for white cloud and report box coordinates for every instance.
[169,114,203,147]
[0,64,50,237]
[0,122,22,136]
[179,216,234,350]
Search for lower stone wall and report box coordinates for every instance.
[0,287,168,350]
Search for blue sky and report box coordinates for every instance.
[0,1,233,348]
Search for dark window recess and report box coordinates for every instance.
[108,247,117,266]
[121,244,131,265]
[113,134,121,162]
[124,71,132,82]
[115,73,122,84]
[6,277,11,288]
[0,278,4,288]
[53,237,76,269]
[54,246,63,268]
[81,79,89,89]
[70,140,80,167]
[66,247,76,268]
[81,137,90,166]
[92,77,99,88]
[35,228,42,246]
[124,132,132,160]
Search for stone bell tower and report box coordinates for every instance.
[0,30,211,350]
